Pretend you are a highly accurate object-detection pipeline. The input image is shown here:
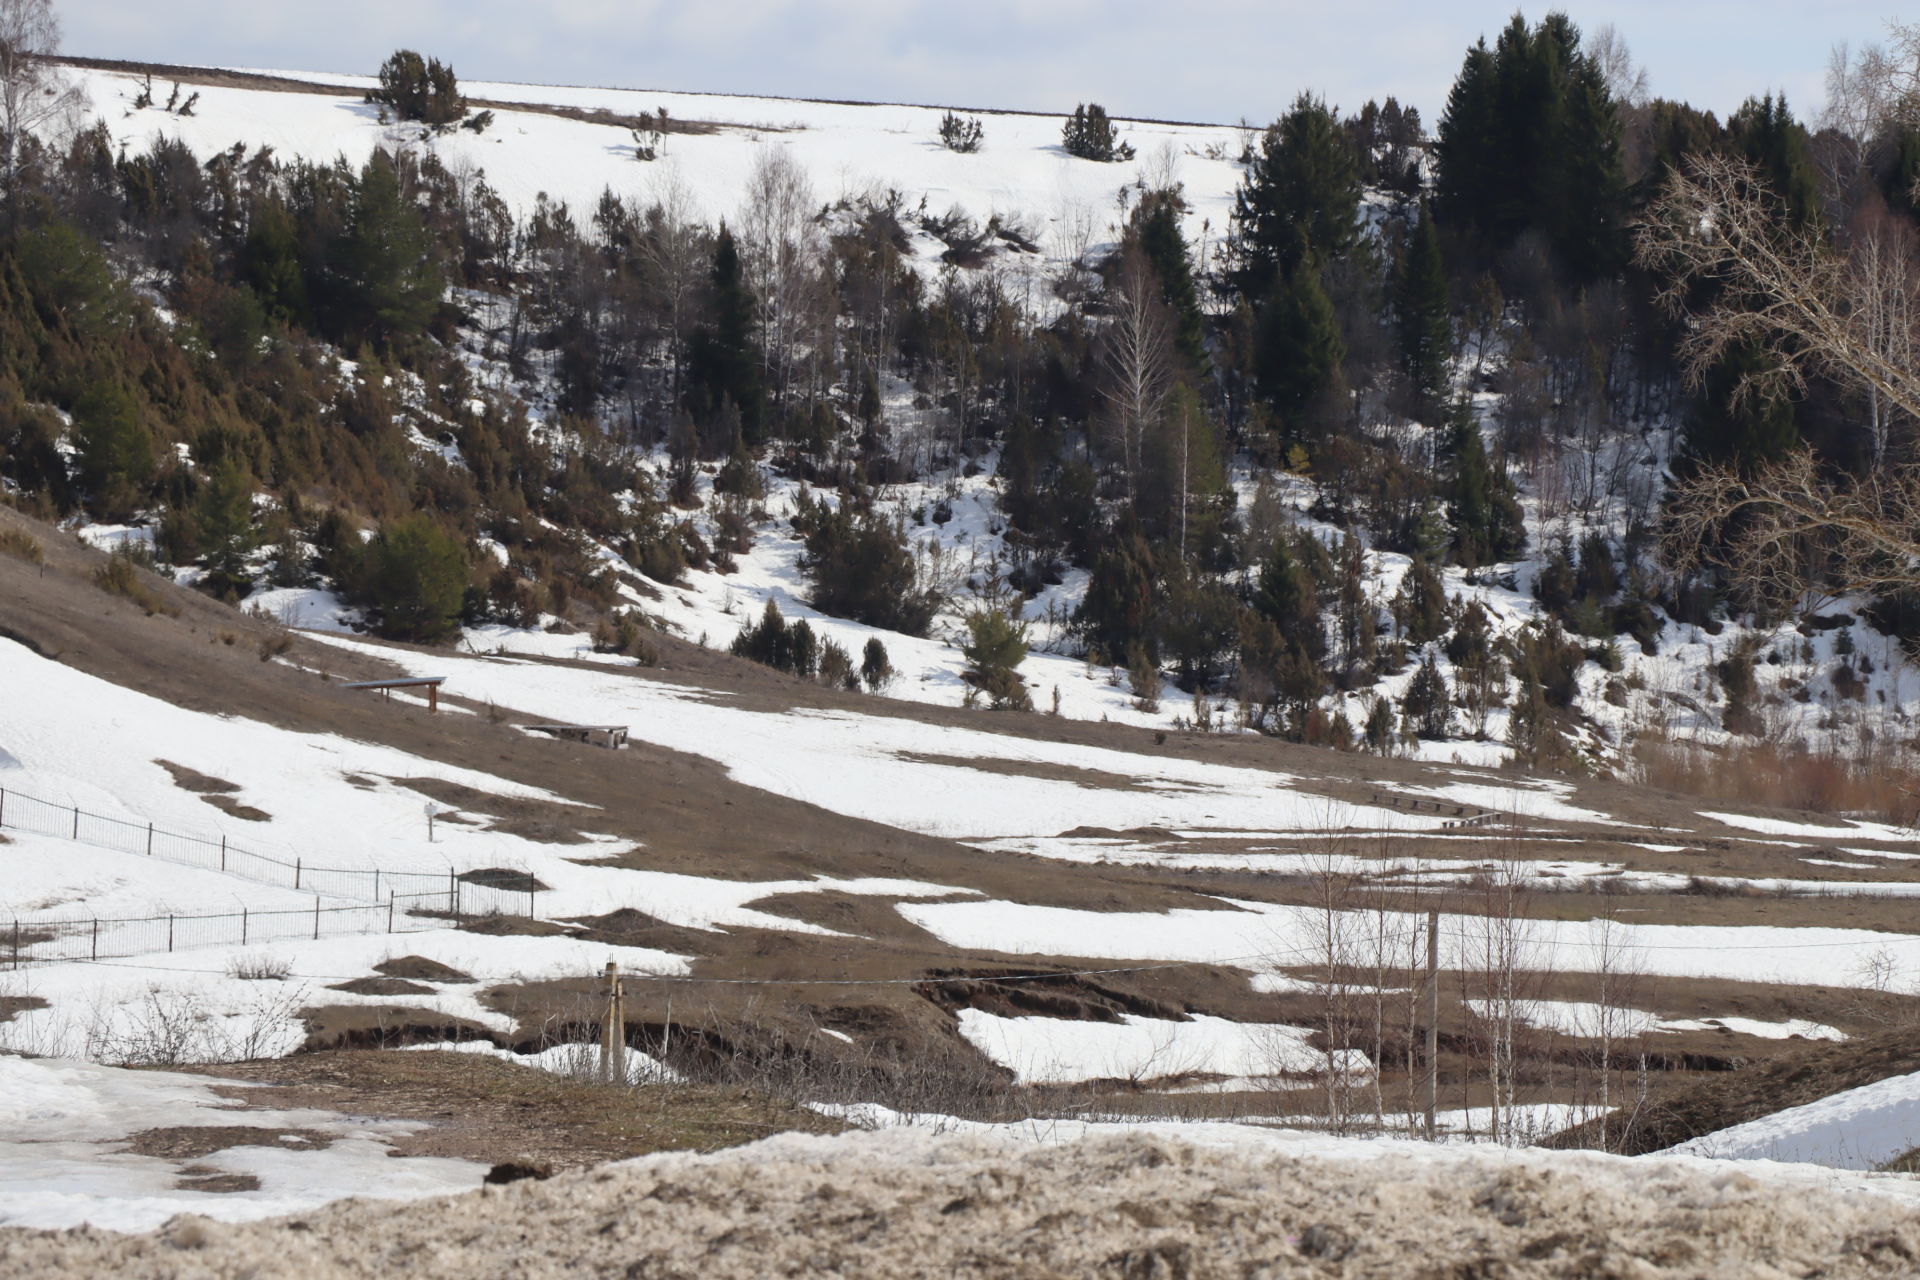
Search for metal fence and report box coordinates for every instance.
[0,784,547,964]
[2,891,468,967]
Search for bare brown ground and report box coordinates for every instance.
[7,1128,1920,1278]
[185,1049,842,1171]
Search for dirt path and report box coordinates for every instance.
[6,1127,1919,1277]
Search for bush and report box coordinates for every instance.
[367,50,465,126]
[861,636,894,692]
[0,527,43,564]
[938,111,984,154]
[351,514,469,644]
[961,608,1031,710]
[793,493,938,635]
[92,546,177,616]
[1062,103,1133,162]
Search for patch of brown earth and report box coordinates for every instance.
[374,956,474,984]
[154,760,240,794]
[327,977,435,997]
[121,1126,333,1161]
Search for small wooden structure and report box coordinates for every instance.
[341,676,447,713]
[525,723,629,750]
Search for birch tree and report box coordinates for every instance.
[0,0,84,194]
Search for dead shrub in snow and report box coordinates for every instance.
[226,952,293,982]
[0,526,42,563]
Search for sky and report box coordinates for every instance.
[54,1,1896,127]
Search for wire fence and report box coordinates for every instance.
[0,784,548,965]
[2,891,470,968]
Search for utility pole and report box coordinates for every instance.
[1425,909,1440,1142]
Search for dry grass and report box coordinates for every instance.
[90,550,179,617]
[0,527,43,564]
[1631,733,1920,826]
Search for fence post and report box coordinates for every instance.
[374,868,380,900]
[220,835,226,871]
[241,908,248,946]
[167,915,174,952]
[448,868,456,915]
[1425,909,1440,1143]
[91,918,98,961]
[387,892,395,934]
[10,918,17,970]
[1,786,7,827]
[146,823,153,856]
[295,857,302,890]
[72,806,78,840]
[313,899,321,941]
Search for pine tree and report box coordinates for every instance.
[1727,94,1820,232]
[358,514,467,643]
[1444,401,1525,566]
[240,199,309,326]
[73,382,151,520]
[1395,205,1451,416]
[1252,535,1325,660]
[1401,649,1453,739]
[962,607,1032,709]
[1253,263,1345,433]
[195,458,258,599]
[686,224,764,439]
[1062,104,1132,163]
[1394,554,1449,645]
[1228,94,1360,298]
[334,152,442,344]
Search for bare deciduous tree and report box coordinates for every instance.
[0,0,84,190]
[1586,24,1649,110]
[1096,247,1172,498]
[1641,153,1920,601]
[739,146,828,413]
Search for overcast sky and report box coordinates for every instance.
[55,1,1893,127]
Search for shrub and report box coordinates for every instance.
[1062,103,1133,162]
[351,514,469,644]
[367,50,465,126]
[792,493,938,635]
[91,546,177,616]
[0,527,42,564]
[861,636,894,692]
[938,111,984,154]
[819,638,857,690]
[961,608,1031,710]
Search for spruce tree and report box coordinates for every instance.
[962,608,1032,709]
[1444,401,1525,566]
[195,458,258,599]
[686,224,764,440]
[1395,206,1451,416]
[1228,94,1360,298]
[1401,649,1453,739]
[334,152,442,344]
[1253,264,1345,433]
[359,514,467,643]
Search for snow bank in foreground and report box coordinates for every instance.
[0,1056,481,1232]
[8,1126,1920,1274]
[1667,1069,1920,1170]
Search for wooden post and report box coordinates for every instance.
[387,892,395,934]
[241,908,248,946]
[1,786,7,827]
[313,898,321,940]
[429,683,439,714]
[91,918,98,961]
[294,857,302,890]
[71,806,78,839]
[146,823,153,856]
[448,868,456,914]
[1425,909,1440,1142]
[167,914,174,952]
[10,919,17,969]
[600,961,626,1084]
[220,835,226,871]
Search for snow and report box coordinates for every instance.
[0,1055,482,1231]
[78,65,1247,303]
[953,1008,1360,1086]
[1701,811,1915,842]
[1467,999,1846,1043]
[302,632,1631,844]
[1668,1069,1920,1170]
[898,896,1920,992]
